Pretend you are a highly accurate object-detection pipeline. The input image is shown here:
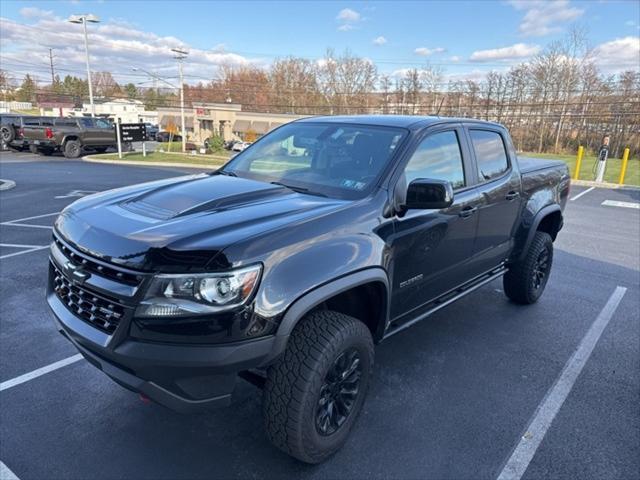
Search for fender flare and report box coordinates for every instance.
[62,135,81,147]
[265,268,390,364]
[518,204,562,261]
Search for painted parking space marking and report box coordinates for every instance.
[0,354,83,392]
[496,286,627,480]
[601,200,640,210]
[55,190,97,199]
[569,186,594,201]
[0,461,20,480]
[0,244,49,260]
[0,211,60,230]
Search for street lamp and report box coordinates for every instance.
[68,14,100,118]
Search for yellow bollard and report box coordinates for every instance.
[574,145,584,180]
[619,147,630,185]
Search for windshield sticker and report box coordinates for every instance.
[340,179,366,190]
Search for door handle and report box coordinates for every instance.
[506,191,520,201]
[459,206,478,218]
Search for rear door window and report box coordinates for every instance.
[469,130,509,181]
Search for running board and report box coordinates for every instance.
[383,266,508,340]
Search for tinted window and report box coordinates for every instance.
[223,122,406,200]
[404,130,465,189]
[54,119,78,127]
[470,130,509,181]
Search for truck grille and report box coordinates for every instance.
[53,236,141,286]
[52,262,126,334]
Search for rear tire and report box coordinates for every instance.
[504,231,553,304]
[64,140,82,158]
[0,125,15,143]
[263,310,374,464]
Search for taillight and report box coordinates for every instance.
[45,127,54,139]
[18,127,24,138]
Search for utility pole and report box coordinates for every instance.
[48,48,56,86]
[68,14,100,117]
[171,48,188,153]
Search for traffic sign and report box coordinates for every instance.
[118,123,146,142]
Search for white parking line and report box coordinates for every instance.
[497,286,627,480]
[0,461,20,480]
[0,244,49,260]
[0,212,60,231]
[2,212,61,223]
[569,186,594,201]
[0,354,83,392]
[601,200,640,210]
[0,223,52,229]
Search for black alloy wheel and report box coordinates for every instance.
[532,246,550,290]
[315,348,362,436]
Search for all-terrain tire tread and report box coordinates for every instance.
[504,231,553,304]
[263,310,373,463]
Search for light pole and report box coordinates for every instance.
[68,14,100,118]
[171,48,188,153]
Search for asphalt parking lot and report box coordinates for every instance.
[1,150,638,480]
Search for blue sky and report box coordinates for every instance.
[1,0,639,85]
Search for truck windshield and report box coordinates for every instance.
[221,122,406,199]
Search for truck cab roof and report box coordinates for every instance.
[295,114,505,131]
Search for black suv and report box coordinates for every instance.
[48,116,569,463]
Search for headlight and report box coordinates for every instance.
[135,264,262,318]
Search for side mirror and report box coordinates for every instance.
[404,178,454,210]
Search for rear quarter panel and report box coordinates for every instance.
[511,159,570,260]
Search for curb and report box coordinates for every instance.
[0,179,16,191]
[572,179,640,190]
[83,155,225,170]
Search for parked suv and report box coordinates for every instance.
[23,116,116,157]
[48,116,569,463]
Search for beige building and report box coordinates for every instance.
[157,103,304,144]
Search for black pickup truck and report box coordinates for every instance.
[47,116,569,463]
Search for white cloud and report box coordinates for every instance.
[19,7,55,19]
[625,20,636,27]
[372,36,387,45]
[0,16,255,85]
[338,24,355,32]
[449,55,461,62]
[470,43,541,62]
[414,47,446,56]
[509,0,584,37]
[593,36,640,72]
[336,7,362,31]
[336,8,361,22]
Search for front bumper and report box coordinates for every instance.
[47,280,285,413]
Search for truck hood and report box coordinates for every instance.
[55,173,346,271]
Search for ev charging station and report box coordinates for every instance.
[594,134,610,183]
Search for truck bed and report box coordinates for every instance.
[518,156,567,174]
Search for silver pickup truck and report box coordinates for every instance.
[23,117,116,158]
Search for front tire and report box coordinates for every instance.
[504,231,553,304]
[263,310,374,464]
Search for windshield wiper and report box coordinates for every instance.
[270,181,327,197]
[215,170,237,177]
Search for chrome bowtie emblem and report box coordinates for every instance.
[65,261,89,284]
